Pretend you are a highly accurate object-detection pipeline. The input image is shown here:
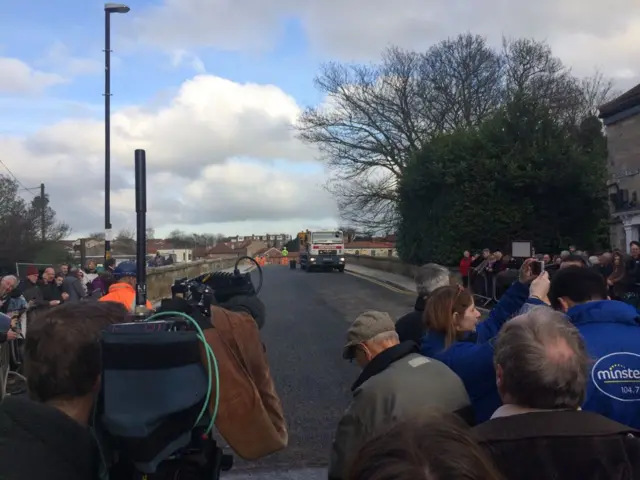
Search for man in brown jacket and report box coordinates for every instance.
[203,304,288,460]
[162,291,287,460]
[474,307,640,479]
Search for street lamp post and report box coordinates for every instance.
[104,3,130,263]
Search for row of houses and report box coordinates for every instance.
[60,232,399,264]
[256,240,398,259]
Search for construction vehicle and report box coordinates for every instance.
[296,230,345,272]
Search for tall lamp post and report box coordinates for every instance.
[104,3,130,262]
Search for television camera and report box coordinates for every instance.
[97,149,263,480]
[169,264,264,320]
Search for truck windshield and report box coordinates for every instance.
[312,232,343,243]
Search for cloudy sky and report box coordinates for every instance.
[1,0,638,239]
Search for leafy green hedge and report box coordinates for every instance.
[397,98,609,266]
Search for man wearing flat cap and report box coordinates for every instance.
[328,311,473,480]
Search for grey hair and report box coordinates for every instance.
[560,250,570,259]
[415,264,450,297]
[494,306,589,410]
[2,275,18,286]
[366,331,399,346]
[588,256,599,265]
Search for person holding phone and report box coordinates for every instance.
[421,259,549,423]
[530,260,545,276]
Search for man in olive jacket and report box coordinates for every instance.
[328,311,473,480]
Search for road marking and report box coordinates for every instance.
[345,271,414,295]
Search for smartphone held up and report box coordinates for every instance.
[530,260,545,276]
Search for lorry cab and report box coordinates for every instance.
[298,230,346,272]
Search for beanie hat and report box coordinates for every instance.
[26,265,39,277]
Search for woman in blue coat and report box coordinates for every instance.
[420,260,547,423]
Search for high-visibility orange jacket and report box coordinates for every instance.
[99,282,153,312]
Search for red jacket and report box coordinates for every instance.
[460,257,473,276]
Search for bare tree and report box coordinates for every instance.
[212,233,226,245]
[167,229,193,248]
[297,47,432,231]
[113,228,135,254]
[338,224,359,243]
[115,228,135,241]
[576,70,618,119]
[298,34,616,232]
[420,33,504,130]
[29,194,71,242]
[500,38,616,124]
[297,38,504,230]
[88,231,106,241]
[0,175,71,271]
[193,233,222,248]
[146,227,155,240]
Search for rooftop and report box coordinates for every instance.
[599,82,640,123]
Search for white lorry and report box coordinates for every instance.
[297,230,346,272]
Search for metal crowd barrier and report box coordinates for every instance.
[470,270,493,307]
[470,269,518,307]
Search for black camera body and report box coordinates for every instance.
[99,150,263,479]
[170,270,257,317]
[99,313,234,480]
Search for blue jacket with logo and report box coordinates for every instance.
[568,300,640,428]
[420,281,544,423]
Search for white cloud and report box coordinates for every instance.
[133,0,640,88]
[0,74,337,237]
[0,57,65,94]
[170,49,206,73]
[22,75,314,175]
[42,42,103,77]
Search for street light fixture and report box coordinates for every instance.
[105,3,130,13]
[104,3,130,263]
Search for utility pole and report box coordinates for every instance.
[40,183,46,242]
[79,238,87,269]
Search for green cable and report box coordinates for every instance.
[144,311,220,436]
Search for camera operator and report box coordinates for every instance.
[154,279,287,463]
[0,302,129,480]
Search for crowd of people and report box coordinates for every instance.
[458,244,640,308]
[4,243,640,479]
[0,259,277,479]
[330,248,640,479]
[0,258,152,393]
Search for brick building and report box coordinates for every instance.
[599,83,640,252]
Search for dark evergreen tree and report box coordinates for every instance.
[397,96,609,265]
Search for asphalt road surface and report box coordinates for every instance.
[223,264,416,479]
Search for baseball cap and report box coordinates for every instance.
[342,311,396,360]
